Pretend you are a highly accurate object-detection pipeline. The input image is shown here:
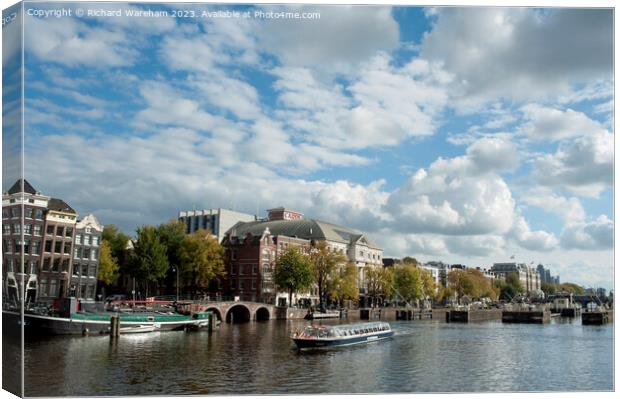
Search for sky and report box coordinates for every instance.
[2,1,614,289]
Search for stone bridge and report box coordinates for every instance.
[190,301,280,323]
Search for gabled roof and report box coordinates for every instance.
[47,198,77,214]
[226,218,381,250]
[7,179,37,195]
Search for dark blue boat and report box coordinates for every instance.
[291,321,394,349]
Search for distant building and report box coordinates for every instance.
[71,214,103,300]
[222,208,383,306]
[2,179,86,304]
[178,208,256,242]
[491,262,540,293]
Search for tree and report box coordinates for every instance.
[310,241,347,310]
[328,262,359,307]
[365,266,393,307]
[178,229,226,295]
[155,220,187,294]
[128,226,168,297]
[97,241,119,285]
[419,269,437,299]
[500,272,523,300]
[273,247,314,307]
[541,282,557,296]
[393,265,424,305]
[447,269,499,302]
[558,282,585,295]
[402,256,419,267]
[102,225,131,274]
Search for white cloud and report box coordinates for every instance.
[561,215,613,250]
[520,104,608,141]
[509,216,558,251]
[531,130,613,197]
[256,5,399,75]
[521,188,586,224]
[420,8,613,107]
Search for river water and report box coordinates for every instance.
[8,317,614,395]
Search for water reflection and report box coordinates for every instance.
[23,318,613,396]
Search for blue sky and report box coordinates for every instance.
[3,2,614,289]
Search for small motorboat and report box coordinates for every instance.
[119,323,160,334]
[291,321,393,350]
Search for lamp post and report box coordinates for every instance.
[172,266,179,302]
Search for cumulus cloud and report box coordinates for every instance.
[509,216,558,251]
[519,104,608,141]
[561,215,613,250]
[521,188,586,224]
[531,130,613,197]
[421,8,613,107]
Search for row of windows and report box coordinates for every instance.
[72,263,98,278]
[75,233,99,246]
[73,247,98,261]
[41,257,70,273]
[3,239,41,255]
[44,240,72,255]
[358,250,381,262]
[230,278,257,290]
[38,279,60,297]
[4,258,39,274]
[2,207,44,220]
[231,264,260,275]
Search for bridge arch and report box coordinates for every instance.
[226,304,251,323]
[255,307,270,321]
[205,307,223,322]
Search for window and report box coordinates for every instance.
[83,248,90,260]
[35,209,43,220]
[84,235,90,246]
[3,224,10,235]
[72,263,80,276]
[42,257,51,271]
[4,239,13,253]
[89,265,96,277]
[262,263,270,274]
[55,226,63,236]
[252,280,256,289]
[49,279,58,297]
[239,265,244,275]
[81,264,88,276]
[44,240,52,252]
[65,227,73,237]
[46,225,54,235]
[2,209,8,219]
[64,243,71,255]
[92,236,99,247]
[54,241,61,254]
[29,260,37,275]
[23,240,30,254]
[62,259,69,273]
[25,208,33,218]
[231,265,237,275]
[39,279,48,297]
[6,258,13,272]
[24,224,32,235]
[52,258,60,272]
[12,224,20,234]
[253,264,258,275]
[14,240,21,253]
[32,240,40,255]
[91,249,97,261]
[75,234,82,245]
[231,250,237,260]
[11,207,18,218]
[85,227,91,234]
[33,225,41,236]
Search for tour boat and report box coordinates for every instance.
[291,321,394,350]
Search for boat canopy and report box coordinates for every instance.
[300,321,391,338]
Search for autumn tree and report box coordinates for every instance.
[365,266,394,307]
[328,262,359,307]
[558,282,585,295]
[274,247,314,307]
[178,229,226,296]
[155,220,187,294]
[128,226,168,297]
[97,241,119,285]
[393,265,424,306]
[102,224,130,271]
[310,241,347,310]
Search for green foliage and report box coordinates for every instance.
[128,226,168,285]
[557,282,585,295]
[328,262,359,305]
[102,225,130,270]
[365,266,394,306]
[310,241,347,308]
[155,220,186,269]
[541,282,557,295]
[97,241,119,285]
[274,246,315,306]
[447,269,499,301]
[393,265,424,304]
[401,257,419,267]
[499,272,523,300]
[178,229,226,291]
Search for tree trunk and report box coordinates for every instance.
[288,290,293,308]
